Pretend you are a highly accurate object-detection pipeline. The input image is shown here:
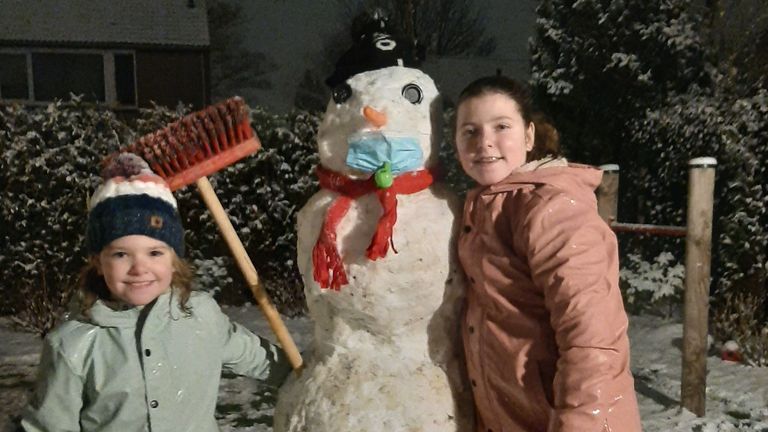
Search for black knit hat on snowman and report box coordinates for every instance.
[86,153,185,257]
[325,11,422,89]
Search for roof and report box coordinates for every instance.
[0,0,209,48]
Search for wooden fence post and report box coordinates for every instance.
[597,164,620,224]
[681,157,717,417]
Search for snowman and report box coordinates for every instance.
[273,14,473,432]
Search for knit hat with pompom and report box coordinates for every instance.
[86,153,185,257]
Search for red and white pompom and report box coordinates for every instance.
[721,340,743,363]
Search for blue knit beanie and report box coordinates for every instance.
[86,153,185,257]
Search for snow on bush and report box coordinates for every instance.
[629,87,768,364]
[0,97,131,333]
[529,0,710,166]
[619,252,684,318]
[529,0,767,364]
[712,289,768,366]
[0,98,319,334]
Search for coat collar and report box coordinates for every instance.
[480,157,603,198]
[87,290,178,328]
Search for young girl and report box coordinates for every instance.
[22,153,292,432]
[454,76,642,431]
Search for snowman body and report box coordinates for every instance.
[274,66,472,431]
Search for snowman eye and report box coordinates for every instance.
[332,83,352,104]
[401,83,423,104]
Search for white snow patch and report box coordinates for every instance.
[1,311,767,431]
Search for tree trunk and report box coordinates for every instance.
[403,0,415,44]
[704,0,724,62]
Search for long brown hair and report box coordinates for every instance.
[77,253,194,317]
[454,75,562,162]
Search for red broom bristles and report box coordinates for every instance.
[112,97,261,191]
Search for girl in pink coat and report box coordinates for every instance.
[454,75,642,432]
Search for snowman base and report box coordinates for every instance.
[274,347,473,432]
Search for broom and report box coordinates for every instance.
[110,97,302,371]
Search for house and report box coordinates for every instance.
[0,0,210,110]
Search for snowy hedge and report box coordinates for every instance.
[0,98,129,332]
[529,0,710,166]
[619,252,685,319]
[529,0,712,227]
[629,88,768,364]
[0,99,319,334]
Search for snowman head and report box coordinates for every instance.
[317,14,442,179]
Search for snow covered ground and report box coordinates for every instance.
[1,306,766,431]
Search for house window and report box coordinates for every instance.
[0,53,29,99]
[32,53,105,102]
[0,49,136,108]
[114,53,136,105]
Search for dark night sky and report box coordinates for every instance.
[240,0,537,112]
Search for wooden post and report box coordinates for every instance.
[596,164,620,224]
[681,157,717,416]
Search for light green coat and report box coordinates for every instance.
[22,290,291,432]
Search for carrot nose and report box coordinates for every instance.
[363,106,387,128]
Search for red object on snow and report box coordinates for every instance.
[721,340,743,363]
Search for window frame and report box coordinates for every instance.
[0,49,33,102]
[0,47,137,109]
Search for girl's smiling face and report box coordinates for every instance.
[455,92,535,186]
[96,235,174,306]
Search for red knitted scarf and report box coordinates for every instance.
[312,165,434,290]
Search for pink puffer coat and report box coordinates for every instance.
[458,160,642,432]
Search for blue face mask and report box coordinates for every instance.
[345,132,424,176]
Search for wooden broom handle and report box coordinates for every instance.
[195,177,303,371]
